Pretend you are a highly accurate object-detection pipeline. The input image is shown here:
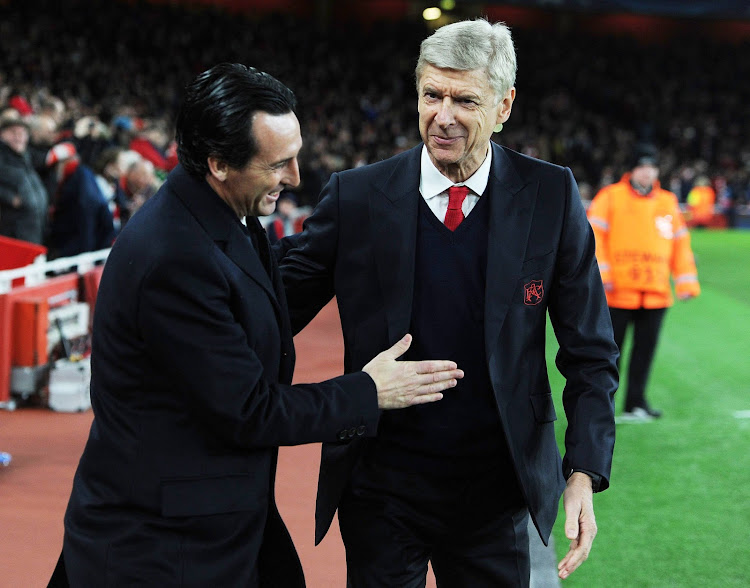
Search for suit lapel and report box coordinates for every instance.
[168,165,280,312]
[370,147,421,344]
[484,144,539,365]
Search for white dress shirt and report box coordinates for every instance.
[418,144,493,223]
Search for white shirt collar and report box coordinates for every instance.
[419,143,493,199]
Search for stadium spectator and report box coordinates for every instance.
[46,141,116,258]
[120,153,160,217]
[35,94,66,127]
[0,113,47,244]
[280,19,618,585]
[128,118,178,172]
[72,115,113,171]
[264,192,307,244]
[92,146,129,234]
[26,113,60,202]
[51,62,461,587]
[588,144,701,422]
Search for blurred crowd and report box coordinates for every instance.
[1,0,749,253]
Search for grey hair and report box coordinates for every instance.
[415,19,517,103]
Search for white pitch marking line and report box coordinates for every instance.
[733,410,750,419]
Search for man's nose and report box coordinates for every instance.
[435,98,456,126]
[284,157,301,189]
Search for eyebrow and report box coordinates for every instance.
[423,86,480,102]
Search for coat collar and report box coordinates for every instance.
[167,164,279,308]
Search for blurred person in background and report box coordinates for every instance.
[50,62,462,588]
[280,19,618,586]
[128,118,178,173]
[27,113,60,202]
[121,152,161,217]
[588,144,700,422]
[264,192,307,244]
[715,175,737,228]
[72,115,112,169]
[92,146,129,235]
[0,113,47,244]
[45,141,116,257]
[686,175,716,228]
[36,93,66,127]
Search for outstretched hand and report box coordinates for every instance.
[363,334,463,410]
[558,472,597,580]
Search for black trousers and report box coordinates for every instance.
[609,306,668,411]
[338,459,530,588]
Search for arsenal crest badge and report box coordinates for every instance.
[523,280,544,306]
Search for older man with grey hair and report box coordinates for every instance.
[280,18,618,587]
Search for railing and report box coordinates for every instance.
[0,249,111,294]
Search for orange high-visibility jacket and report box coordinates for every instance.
[588,174,700,309]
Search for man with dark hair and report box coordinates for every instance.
[280,20,618,586]
[53,63,462,587]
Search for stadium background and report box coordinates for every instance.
[1,0,749,586]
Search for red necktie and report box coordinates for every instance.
[444,185,469,231]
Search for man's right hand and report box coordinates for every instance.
[362,334,463,410]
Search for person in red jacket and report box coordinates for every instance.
[588,144,700,422]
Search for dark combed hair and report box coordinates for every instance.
[175,63,297,179]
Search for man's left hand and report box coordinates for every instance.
[557,472,597,580]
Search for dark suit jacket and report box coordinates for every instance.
[279,143,618,546]
[49,164,115,258]
[61,165,379,587]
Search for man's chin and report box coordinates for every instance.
[427,143,460,161]
[257,202,277,217]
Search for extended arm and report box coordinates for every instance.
[549,168,619,577]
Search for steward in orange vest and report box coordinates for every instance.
[588,176,700,309]
[686,177,716,227]
[587,144,700,421]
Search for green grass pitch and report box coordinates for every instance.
[549,229,750,587]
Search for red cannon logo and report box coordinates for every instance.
[523,280,544,306]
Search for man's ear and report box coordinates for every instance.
[496,87,516,124]
[207,156,228,182]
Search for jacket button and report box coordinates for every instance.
[338,429,348,440]
[356,425,366,436]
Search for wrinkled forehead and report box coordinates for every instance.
[418,64,494,96]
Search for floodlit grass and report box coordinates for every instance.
[549,229,750,587]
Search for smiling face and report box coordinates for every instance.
[417,64,514,183]
[208,111,302,218]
